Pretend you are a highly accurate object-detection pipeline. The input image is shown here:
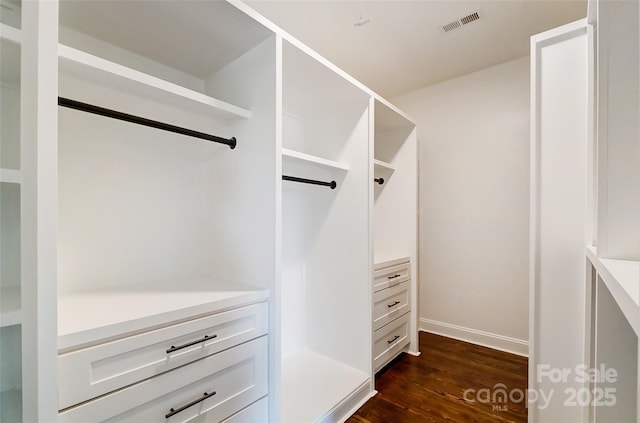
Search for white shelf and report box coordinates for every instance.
[57,278,268,352]
[58,44,252,121]
[0,23,21,44]
[0,169,21,184]
[282,148,349,172]
[281,349,369,423]
[0,287,21,327]
[0,388,22,423]
[373,159,395,173]
[586,246,640,336]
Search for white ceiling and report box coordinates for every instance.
[246,0,587,98]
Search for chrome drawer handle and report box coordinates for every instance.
[165,391,216,418]
[387,301,401,308]
[166,334,217,354]
[387,335,400,344]
[388,274,401,280]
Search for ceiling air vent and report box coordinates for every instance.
[441,11,481,33]
[442,20,461,33]
[460,12,480,25]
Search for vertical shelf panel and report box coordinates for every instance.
[529,20,589,422]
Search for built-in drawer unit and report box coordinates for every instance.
[59,335,268,423]
[372,261,410,293]
[373,312,410,372]
[59,301,268,409]
[372,257,412,372]
[373,281,410,331]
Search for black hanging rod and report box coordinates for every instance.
[58,97,236,149]
[374,177,385,185]
[283,175,337,189]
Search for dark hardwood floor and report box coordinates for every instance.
[348,332,528,423]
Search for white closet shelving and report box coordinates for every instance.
[373,159,395,174]
[0,18,23,423]
[587,1,639,421]
[531,1,639,420]
[280,39,372,422]
[54,2,277,421]
[282,147,349,173]
[58,45,252,121]
[372,98,417,265]
[56,0,276,321]
[586,246,639,336]
[371,99,419,364]
[8,1,420,420]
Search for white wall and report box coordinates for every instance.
[394,57,530,355]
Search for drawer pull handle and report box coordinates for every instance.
[387,335,400,344]
[166,334,217,354]
[165,391,216,418]
[387,301,401,308]
[388,274,401,280]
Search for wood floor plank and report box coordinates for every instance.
[348,332,528,423]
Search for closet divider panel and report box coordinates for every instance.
[19,1,60,421]
[529,20,589,423]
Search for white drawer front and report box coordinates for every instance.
[373,281,411,331]
[372,261,410,292]
[221,397,268,423]
[373,312,409,372]
[59,336,268,423]
[59,302,268,409]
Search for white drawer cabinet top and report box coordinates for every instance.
[373,256,410,271]
[58,277,268,352]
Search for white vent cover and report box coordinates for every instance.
[442,11,481,33]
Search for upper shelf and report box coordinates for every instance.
[58,44,252,121]
[282,148,349,173]
[373,159,395,173]
[586,246,639,336]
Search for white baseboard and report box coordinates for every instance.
[419,318,528,357]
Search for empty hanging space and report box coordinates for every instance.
[372,100,417,264]
[280,40,372,422]
[56,1,277,351]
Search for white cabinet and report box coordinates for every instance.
[57,292,269,421]
[59,335,268,423]
[372,259,412,372]
[59,301,268,409]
